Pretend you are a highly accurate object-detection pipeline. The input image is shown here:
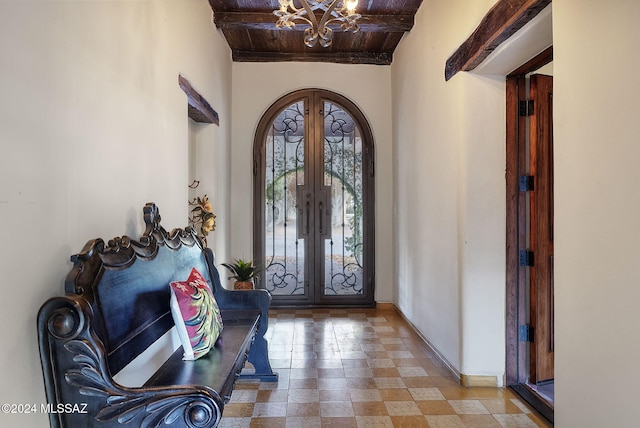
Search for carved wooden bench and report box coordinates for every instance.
[37,203,277,427]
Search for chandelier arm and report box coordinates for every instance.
[294,15,314,27]
[275,0,313,28]
[317,0,343,29]
[273,0,360,48]
[325,15,360,32]
[299,0,320,30]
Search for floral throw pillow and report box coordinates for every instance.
[169,267,223,360]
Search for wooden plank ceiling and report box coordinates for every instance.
[207,0,423,65]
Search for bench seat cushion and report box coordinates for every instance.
[144,310,261,400]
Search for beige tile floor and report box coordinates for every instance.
[221,306,552,427]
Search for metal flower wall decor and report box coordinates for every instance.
[189,184,216,246]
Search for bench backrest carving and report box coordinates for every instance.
[64,203,219,374]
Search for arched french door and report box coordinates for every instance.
[253,89,375,307]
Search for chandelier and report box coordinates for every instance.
[274,0,361,48]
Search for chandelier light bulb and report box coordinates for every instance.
[345,0,358,13]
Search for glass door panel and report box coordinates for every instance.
[322,101,364,296]
[264,101,307,297]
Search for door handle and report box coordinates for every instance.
[317,186,331,239]
[297,186,311,239]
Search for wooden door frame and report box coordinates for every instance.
[505,47,554,422]
[252,88,376,307]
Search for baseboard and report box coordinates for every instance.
[460,374,501,387]
[375,302,396,311]
[388,303,461,384]
[388,303,505,388]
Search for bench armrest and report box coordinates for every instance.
[38,295,224,428]
[204,248,278,382]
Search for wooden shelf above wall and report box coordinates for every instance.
[178,74,219,125]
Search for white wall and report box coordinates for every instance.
[0,1,232,426]
[394,0,640,424]
[554,0,640,426]
[230,62,394,302]
[3,0,638,425]
[391,0,506,378]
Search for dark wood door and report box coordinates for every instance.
[529,74,554,383]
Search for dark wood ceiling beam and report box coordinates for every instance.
[444,0,551,81]
[232,49,393,65]
[214,11,414,33]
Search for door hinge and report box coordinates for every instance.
[519,175,534,192]
[519,250,534,267]
[519,324,534,342]
[519,99,534,116]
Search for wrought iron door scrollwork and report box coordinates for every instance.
[264,101,306,296]
[254,89,375,306]
[323,101,364,295]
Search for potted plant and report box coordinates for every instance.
[221,259,262,290]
